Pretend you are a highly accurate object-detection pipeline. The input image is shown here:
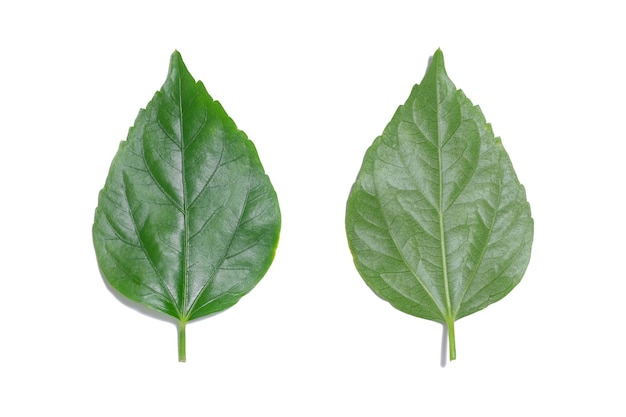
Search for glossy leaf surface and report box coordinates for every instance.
[93,51,281,361]
[345,49,533,361]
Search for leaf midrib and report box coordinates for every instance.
[435,85,454,325]
[178,74,191,322]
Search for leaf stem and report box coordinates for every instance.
[178,320,187,362]
[447,318,456,361]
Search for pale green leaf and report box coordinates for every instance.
[345,49,533,361]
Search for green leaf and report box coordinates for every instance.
[93,51,281,362]
[345,49,533,361]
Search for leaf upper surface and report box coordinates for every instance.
[345,49,533,358]
[93,52,281,326]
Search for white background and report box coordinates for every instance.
[1,0,624,415]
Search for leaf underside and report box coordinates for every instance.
[345,49,533,360]
[93,51,280,359]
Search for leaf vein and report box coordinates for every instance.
[187,142,225,209]
[373,186,446,317]
[186,165,252,316]
[127,145,183,212]
[121,174,180,314]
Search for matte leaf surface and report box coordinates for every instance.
[345,49,533,361]
[93,51,281,361]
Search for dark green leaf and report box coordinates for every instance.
[345,49,533,361]
[93,51,281,361]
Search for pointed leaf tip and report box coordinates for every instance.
[168,50,188,73]
[169,50,190,81]
[430,48,445,71]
